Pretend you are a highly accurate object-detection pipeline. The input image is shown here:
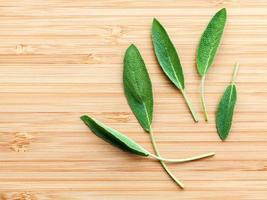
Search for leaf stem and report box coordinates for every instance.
[149,128,184,189]
[231,62,239,85]
[180,89,199,122]
[148,151,215,163]
[201,75,209,121]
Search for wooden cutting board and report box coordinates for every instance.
[0,0,266,199]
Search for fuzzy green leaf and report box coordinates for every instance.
[123,44,153,132]
[216,64,239,140]
[197,8,227,76]
[152,18,184,89]
[81,115,149,156]
[216,84,237,141]
[152,18,199,122]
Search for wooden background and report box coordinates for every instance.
[0,0,266,199]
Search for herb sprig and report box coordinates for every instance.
[80,8,242,189]
[81,115,215,163]
[216,63,239,141]
[197,8,227,121]
[152,18,199,122]
[123,44,214,188]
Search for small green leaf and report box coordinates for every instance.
[80,115,149,156]
[152,18,198,122]
[216,85,237,140]
[197,8,227,121]
[123,44,153,132]
[80,115,215,163]
[152,18,184,89]
[216,64,239,141]
[197,8,227,76]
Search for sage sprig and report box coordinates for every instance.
[81,115,149,156]
[81,115,215,163]
[123,44,183,188]
[123,44,153,132]
[123,44,215,188]
[79,10,235,188]
[197,8,227,121]
[152,18,199,122]
[216,63,239,141]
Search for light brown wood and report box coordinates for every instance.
[0,0,266,199]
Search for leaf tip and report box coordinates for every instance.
[126,44,138,54]
[152,18,160,28]
[218,8,227,18]
[127,43,134,49]
[129,43,136,48]
[80,115,91,123]
[80,115,87,120]
[152,17,158,23]
[220,8,227,12]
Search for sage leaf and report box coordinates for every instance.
[123,44,215,188]
[197,8,227,121]
[123,44,184,188]
[152,18,198,122]
[123,44,153,132]
[216,63,239,141]
[81,115,215,162]
[197,8,227,76]
[81,115,150,156]
[152,18,184,89]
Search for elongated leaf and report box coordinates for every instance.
[124,44,187,187]
[81,115,149,156]
[216,64,239,140]
[197,8,227,76]
[123,44,153,132]
[152,18,184,89]
[216,84,237,140]
[152,19,199,122]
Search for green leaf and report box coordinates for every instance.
[80,115,149,156]
[80,115,215,163]
[152,18,184,89]
[197,8,227,76]
[152,18,198,122]
[216,85,237,140]
[123,44,153,132]
[197,8,227,121]
[124,44,186,187]
[216,64,239,141]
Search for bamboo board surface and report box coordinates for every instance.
[0,0,266,199]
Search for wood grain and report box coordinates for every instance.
[0,0,266,199]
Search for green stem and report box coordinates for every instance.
[149,128,184,189]
[148,151,215,163]
[231,62,240,85]
[180,89,199,122]
[201,75,209,121]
